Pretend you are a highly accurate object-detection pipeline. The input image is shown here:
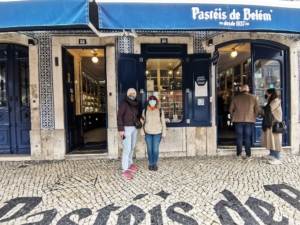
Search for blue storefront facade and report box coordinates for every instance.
[0,0,299,160]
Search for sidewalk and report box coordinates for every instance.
[0,154,299,224]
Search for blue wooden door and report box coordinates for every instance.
[186,54,212,126]
[0,44,31,154]
[62,48,83,153]
[117,53,144,112]
[251,41,289,146]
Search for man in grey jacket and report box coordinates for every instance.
[229,85,259,161]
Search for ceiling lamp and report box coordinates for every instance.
[92,53,98,63]
[231,48,238,57]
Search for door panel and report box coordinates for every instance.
[186,54,211,126]
[62,48,82,153]
[117,53,144,111]
[0,44,31,154]
[251,42,289,146]
[0,128,10,151]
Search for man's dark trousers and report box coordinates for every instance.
[235,122,253,156]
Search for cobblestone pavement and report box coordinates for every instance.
[0,154,300,225]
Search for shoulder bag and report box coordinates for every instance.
[272,115,287,134]
[127,103,142,129]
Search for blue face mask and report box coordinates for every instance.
[128,95,135,100]
[149,100,156,106]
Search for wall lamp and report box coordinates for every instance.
[207,39,213,46]
[28,39,38,46]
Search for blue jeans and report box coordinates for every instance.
[145,133,162,166]
[122,126,138,172]
[235,122,253,157]
[270,149,280,159]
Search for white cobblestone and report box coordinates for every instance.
[0,154,299,224]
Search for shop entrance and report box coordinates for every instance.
[118,44,211,129]
[62,47,107,154]
[216,41,289,147]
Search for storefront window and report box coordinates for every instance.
[146,59,182,123]
[253,60,281,113]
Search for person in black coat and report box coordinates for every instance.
[117,88,144,179]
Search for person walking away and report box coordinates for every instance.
[117,88,144,179]
[260,88,283,165]
[229,85,259,161]
[141,95,166,171]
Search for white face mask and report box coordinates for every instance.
[149,100,156,106]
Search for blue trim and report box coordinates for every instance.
[0,0,89,30]
[98,3,300,33]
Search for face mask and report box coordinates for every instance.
[264,94,268,100]
[128,95,136,100]
[149,100,156,106]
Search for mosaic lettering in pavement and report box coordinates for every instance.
[0,155,299,224]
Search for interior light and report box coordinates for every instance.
[92,53,98,63]
[231,48,238,57]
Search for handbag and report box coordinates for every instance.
[272,121,287,134]
[127,103,142,129]
[132,115,143,129]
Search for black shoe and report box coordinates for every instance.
[153,165,158,171]
[149,165,153,170]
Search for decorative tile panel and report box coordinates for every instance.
[117,36,133,53]
[22,30,94,130]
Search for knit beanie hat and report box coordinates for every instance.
[127,88,136,96]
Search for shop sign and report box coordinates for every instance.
[212,50,219,65]
[99,3,300,33]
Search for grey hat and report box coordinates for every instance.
[127,88,136,96]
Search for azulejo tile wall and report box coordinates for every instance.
[23,30,94,130]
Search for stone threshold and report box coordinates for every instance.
[65,153,109,160]
[217,146,291,156]
[0,155,31,161]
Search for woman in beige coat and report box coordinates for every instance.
[260,88,282,165]
[141,95,166,171]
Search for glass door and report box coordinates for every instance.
[251,42,289,146]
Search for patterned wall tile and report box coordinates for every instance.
[116,36,133,53]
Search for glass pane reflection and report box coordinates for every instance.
[253,60,281,115]
[146,59,182,123]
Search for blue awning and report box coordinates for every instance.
[97,2,300,33]
[0,0,95,31]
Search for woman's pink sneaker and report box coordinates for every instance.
[128,165,138,172]
[122,171,133,179]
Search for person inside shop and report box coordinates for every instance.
[117,88,144,179]
[229,85,259,161]
[260,88,283,165]
[217,93,225,131]
[141,95,166,171]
